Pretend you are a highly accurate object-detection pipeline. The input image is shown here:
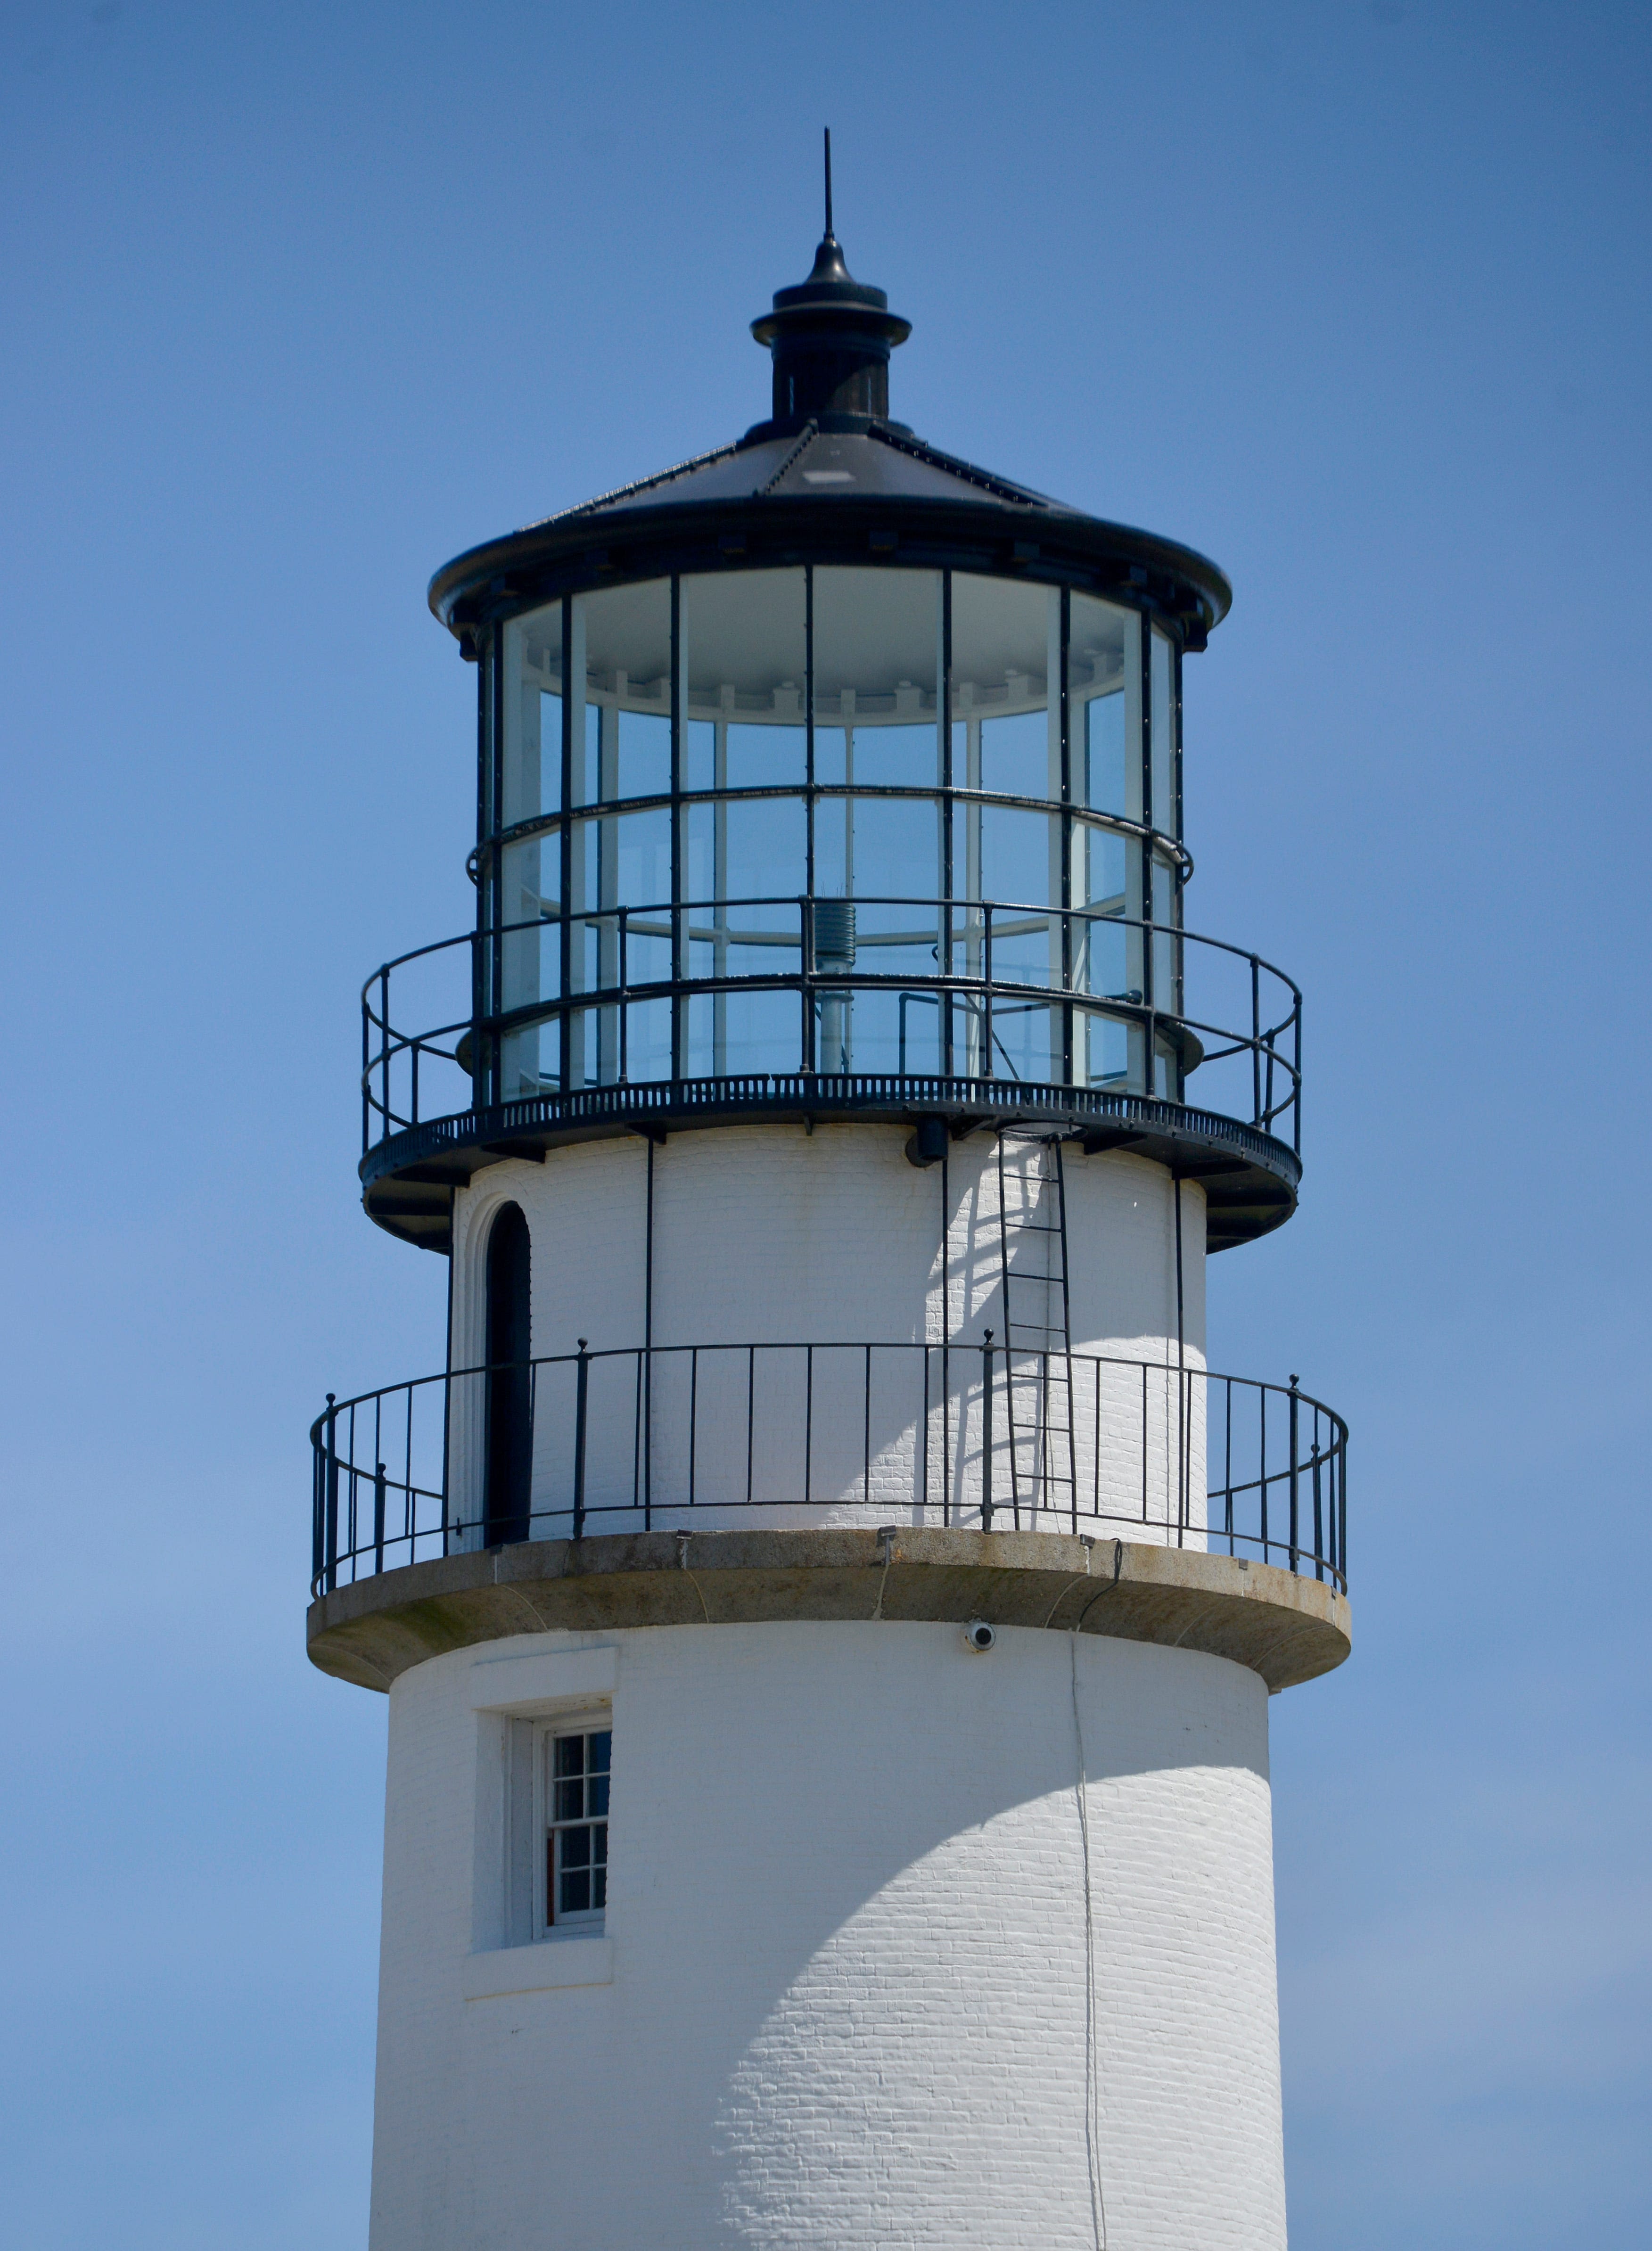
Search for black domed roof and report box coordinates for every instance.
[430,163,1231,649]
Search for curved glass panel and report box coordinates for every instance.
[1151,622,1176,839]
[501,600,564,828]
[471,567,1229,1110]
[1069,593,1139,823]
[575,578,672,805]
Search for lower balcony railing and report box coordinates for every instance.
[310,1342,1347,1599]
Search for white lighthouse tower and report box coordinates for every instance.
[310,161,1350,2250]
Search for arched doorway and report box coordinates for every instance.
[483,1202,532,1546]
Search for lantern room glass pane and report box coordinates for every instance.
[814,796,937,902]
[949,571,1060,1010]
[571,579,673,808]
[1084,827,1127,913]
[1151,624,1175,838]
[682,569,807,789]
[950,575,1058,804]
[953,804,1053,911]
[812,568,941,793]
[501,601,564,828]
[684,796,806,908]
[1069,594,1140,822]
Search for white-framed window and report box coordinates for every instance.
[538,1717,610,1931]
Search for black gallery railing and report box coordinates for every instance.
[360,895,1301,1157]
[311,1342,1346,1599]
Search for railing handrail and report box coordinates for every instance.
[311,1341,1343,1439]
[310,1341,1347,1602]
[357,893,1304,1155]
[362,895,1303,1014]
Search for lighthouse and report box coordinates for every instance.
[309,155,1350,2251]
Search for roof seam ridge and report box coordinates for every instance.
[522,439,748,530]
[757,419,821,496]
[866,421,1059,510]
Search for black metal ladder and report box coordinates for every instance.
[993,1128,1079,1530]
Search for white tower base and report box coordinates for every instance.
[308,1535,1349,2251]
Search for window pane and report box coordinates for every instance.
[684,795,806,908]
[555,1736,585,1777]
[949,574,1057,806]
[812,567,941,792]
[561,1825,592,1869]
[1151,625,1175,838]
[589,1772,610,1818]
[950,575,1059,960]
[1081,1008,1133,1091]
[683,569,807,791]
[986,999,1060,1084]
[685,716,715,792]
[953,804,1052,909]
[978,707,1047,800]
[574,578,673,806]
[1084,827,1126,912]
[560,1867,592,1914]
[571,806,673,922]
[684,986,801,1077]
[556,1776,584,1822]
[501,601,564,828]
[618,708,671,800]
[814,796,937,902]
[624,996,672,1079]
[726,722,805,789]
[1069,595,1140,821]
[502,831,559,918]
[590,1731,611,1771]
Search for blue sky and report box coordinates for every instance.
[0,2,1647,2244]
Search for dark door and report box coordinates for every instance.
[484,1202,532,1545]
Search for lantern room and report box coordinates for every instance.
[359,208,1300,1263]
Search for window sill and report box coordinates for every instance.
[462,1935,612,2000]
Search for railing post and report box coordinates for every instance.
[981,1328,995,1532]
[312,1424,324,1589]
[361,990,371,1155]
[983,908,994,1080]
[573,1339,590,1541]
[323,1394,338,1595]
[1251,956,1261,1125]
[801,895,815,1074]
[1288,1376,1300,1573]
[1311,1437,1324,1583]
[379,968,391,1134]
[373,1460,386,1577]
[1258,1387,1269,1564]
[1338,1434,1348,1586]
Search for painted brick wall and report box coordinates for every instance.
[369,1620,1284,2251]
[444,1126,1207,1540]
